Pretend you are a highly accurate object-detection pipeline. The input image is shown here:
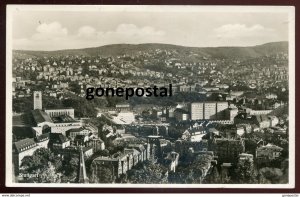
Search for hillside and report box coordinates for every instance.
[13,41,288,60]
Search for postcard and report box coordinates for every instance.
[6,5,295,188]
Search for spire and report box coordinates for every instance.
[77,147,89,183]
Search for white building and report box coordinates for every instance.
[190,101,228,120]
[45,108,75,119]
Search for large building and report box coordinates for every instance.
[66,127,96,141]
[48,133,71,152]
[31,109,82,136]
[45,108,75,119]
[90,143,153,181]
[204,102,217,119]
[13,92,83,137]
[256,143,283,164]
[87,138,105,152]
[190,103,204,120]
[13,133,50,174]
[190,102,229,120]
[174,108,189,121]
[226,107,239,121]
[211,138,245,163]
[112,112,135,125]
[234,113,278,129]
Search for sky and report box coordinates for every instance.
[8,6,292,51]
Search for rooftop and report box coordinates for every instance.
[147,135,161,138]
[74,134,87,141]
[13,113,35,127]
[14,138,37,153]
[13,126,36,139]
[51,115,77,123]
[45,107,74,110]
[50,133,69,144]
[31,109,53,124]
[93,156,119,162]
[221,163,232,167]
[258,143,283,151]
[35,133,50,142]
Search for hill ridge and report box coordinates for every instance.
[13,41,288,60]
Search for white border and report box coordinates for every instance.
[6,5,296,188]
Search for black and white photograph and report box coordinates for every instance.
[6,5,295,188]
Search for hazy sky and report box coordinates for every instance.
[9,6,292,51]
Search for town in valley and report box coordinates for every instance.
[12,41,289,184]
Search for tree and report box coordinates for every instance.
[63,157,79,176]
[244,139,258,156]
[21,148,58,170]
[170,154,213,184]
[62,96,97,117]
[20,148,62,183]
[127,161,168,184]
[234,158,257,184]
[69,82,81,94]
[259,167,284,184]
[90,166,114,183]
[98,149,110,157]
[43,96,63,109]
[37,162,62,183]
[168,165,195,184]
[13,97,33,113]
[20,161,62,183]
[193,154,213,183]
[203,165,221,184]
[20,156,36,171]
[168,126,184,140]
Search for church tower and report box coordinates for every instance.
[33,91,42,110]
[77,147,89,183]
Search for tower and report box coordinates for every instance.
[165,126,168,136]
[147,136,162,159]
[33,91,42,110]
[77,147,89,183]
